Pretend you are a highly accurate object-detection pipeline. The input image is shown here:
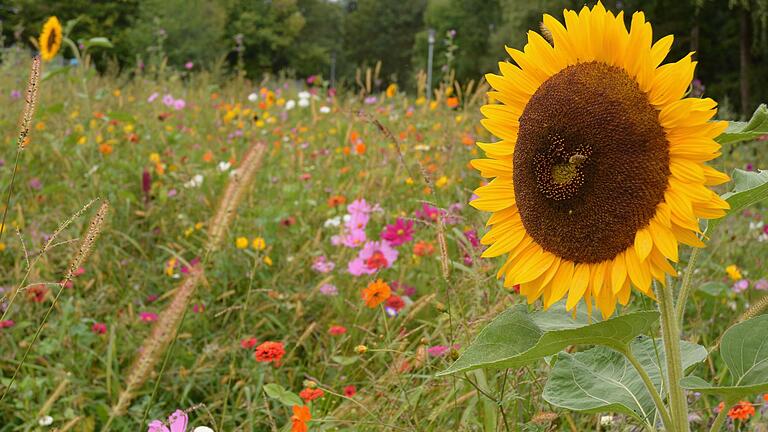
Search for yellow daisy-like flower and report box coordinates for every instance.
[471,2,730,318]
[39,16,63,61]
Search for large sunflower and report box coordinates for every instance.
[471,2,730,318]
[39,16,62,61]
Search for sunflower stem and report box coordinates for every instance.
[656,280,690,432]
[675,246,700,324]
[620,346,674,431]
[708,401,730,432]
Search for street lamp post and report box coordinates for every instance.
[426,28,435,102]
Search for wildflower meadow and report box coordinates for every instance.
[2,1,768,431]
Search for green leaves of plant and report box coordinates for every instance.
[437,304,659,376]
[706,169,768,235]
[716,104,768,145]
[543,336,706,425]
[680,314,768,399]
[263,383,303,407]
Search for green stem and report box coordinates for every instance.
[657,281,690,432]
[621,346,674,431]
[708,402,729,432]
[675,247,701,323]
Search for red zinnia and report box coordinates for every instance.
[728,401,755,421]
[385,295,405,312]
[328,325,347,336]
[240,337,258,349]
[299,387,325,402]
[254,341,286,364]
[343,385,357,397]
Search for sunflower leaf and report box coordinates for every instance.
[716,104,768,145]
[706,169,768,235]
[543,336,706,425]
[436,304,659,376]
[680,314,768,399]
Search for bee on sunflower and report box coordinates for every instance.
[39,16,63,61]
[471,2,730,318]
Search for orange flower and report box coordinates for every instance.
[291,405,311,432]
[99,143,113,155]
[202,150,214,162]
[355,143,366,154]
[413,241,435,257]
[299,387,325,402]
[764,393,768,402]
[362,279,391,308]
[254,341,285,364]
[727,401,755,421]
[327,195,346,207]
[446,97,459,108]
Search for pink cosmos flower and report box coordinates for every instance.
[162,94,175,107]
[139,312,158,323]
[381,218,414,246]
[184,61,194,70]
[0,320,15,329]
[173,99,186,110]
[755,279,768,291]
[312,256,335,273]
[319,283,338,296]
[331,228,367,248]
[148,409,187,432]
[348,241,398,276]
[427,344,460,357]
[732,279,750,293]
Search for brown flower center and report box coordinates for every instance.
[513,61,670,263]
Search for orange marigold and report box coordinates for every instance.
[728,401,755,421]
[291,405,311,432]
[362,279,391,308]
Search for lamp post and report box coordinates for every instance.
[426,28,435,102]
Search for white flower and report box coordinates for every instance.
[184,174,204,188]
[599,415,613,426]
[193,427,214,432]
[39,416,53,426]
[285,100,296,110]
[298,91,311,100]
[414,144,430,151]
[319,106,331,114]
[298,98,310,108]
[247,92,258,102]
[750,221,765,230]
[342,214,351,223]
[324,216,342,228]
[218,161,231,172]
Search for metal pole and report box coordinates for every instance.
[426,29,435,102]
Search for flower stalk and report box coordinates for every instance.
[657,280,689,432]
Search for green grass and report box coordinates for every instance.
[0,47,767,431]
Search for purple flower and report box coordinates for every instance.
[10,90,21,100]
[732,279,749,293]
[348,241,398,276]
[28,178,42,190]
[312,256,335,273]
[147,92,159,103]
[167,189,178,197]
[184,61,194,70]
[173,99,186,110]
[162,94,175,107]
[414,203,443,222]
[381,218,414,246]
[319,283,338,296]
[755,279,768,291]
[364,96,378,105]
[464,229,480,248]
[427,344,460,357]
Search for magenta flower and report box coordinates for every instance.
[414,203,443,222]
[312,256,335,273]
[162,94,175,107]
[0,320,15,329]
[147,92,159,103]
[464,229,480,248]
[184,61,194,70]
[173,99,186,110]
[139,312,158,322]
[348,241,398,276]
[381,218,414,246]
[427,344,460,357]
[755,279,768,291]
[91,322,107,334]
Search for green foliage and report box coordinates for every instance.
[543,337,706,425]
[706,169,768,235]
[717,104,768,144]
[438,304,659,376]
[263,383,303,406]
[680,314,768,399]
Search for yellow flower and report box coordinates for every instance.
[386,83,398,98]
[263,256,273,266]
[354,345,368,354]
[471,2,730,318]
[39,16,62,61]
[252,237,266,251]
[149,153,161,163]
[113,89,121,97]
[435,176,449,188]
[235,237,249,249]
[725,265,742,281]
[0,242,5,252]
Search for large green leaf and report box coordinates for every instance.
[716,104,768,145]
[706,169,768,235]
[543,337,706,425]
[436,304,659,376]
[263,383,303,407]
[680,314,768,399]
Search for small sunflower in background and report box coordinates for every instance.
[471,2,730,318]
[39,16,62,61]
